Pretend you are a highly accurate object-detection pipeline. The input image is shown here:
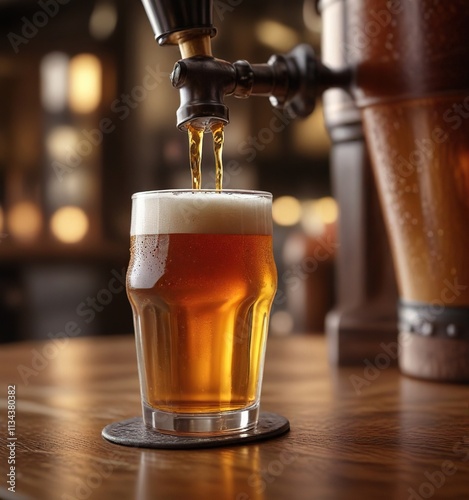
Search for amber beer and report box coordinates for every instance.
[127,190,277,434]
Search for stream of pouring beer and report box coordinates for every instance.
[188,124,204,190]
[187,122,224,191]
[211,122,224,191]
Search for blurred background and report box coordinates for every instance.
[0,0,337,343]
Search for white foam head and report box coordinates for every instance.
[131,190,273,235]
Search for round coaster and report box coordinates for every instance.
[102,412,290,450]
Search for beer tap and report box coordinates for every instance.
[141,0,352,131]
[139,0,378,367]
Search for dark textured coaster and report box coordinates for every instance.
[102,412,290,449]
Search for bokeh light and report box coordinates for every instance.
[7,201,43,242]
[314,197,338,225]
[255,20,299,51]
[89,1,118,40]
[300,197,338,236]
[50,206,89,243]
[40,52,69,114]
[272,196,302,226]
[46,126,80,162]
[69,54,102,114]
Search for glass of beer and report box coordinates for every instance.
[126,189,277,435]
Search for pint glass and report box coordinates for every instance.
[126,190,277,435]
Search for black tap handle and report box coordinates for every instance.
[233,44,352,118]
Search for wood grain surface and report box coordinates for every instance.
[0,334,468,500]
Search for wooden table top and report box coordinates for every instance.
[0,334,468,500]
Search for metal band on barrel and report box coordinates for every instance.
[398,301,469,340]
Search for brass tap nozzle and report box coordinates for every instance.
[177,34,213,58]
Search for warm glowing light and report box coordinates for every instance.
[255,20,299,51]
[40,52,69,113]
[315,197,338,225]
[69,54,102,114]
[89,1,118,40]
[270,310,294,336]
[46,126,80,162]
[50,206,89,243]
[300,200,324,236]
[272,196,302,226]
[7,201,42,241]
[300,197,338,236]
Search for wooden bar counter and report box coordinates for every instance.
[1,334,468,500]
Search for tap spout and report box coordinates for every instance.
[171,56,235,130]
